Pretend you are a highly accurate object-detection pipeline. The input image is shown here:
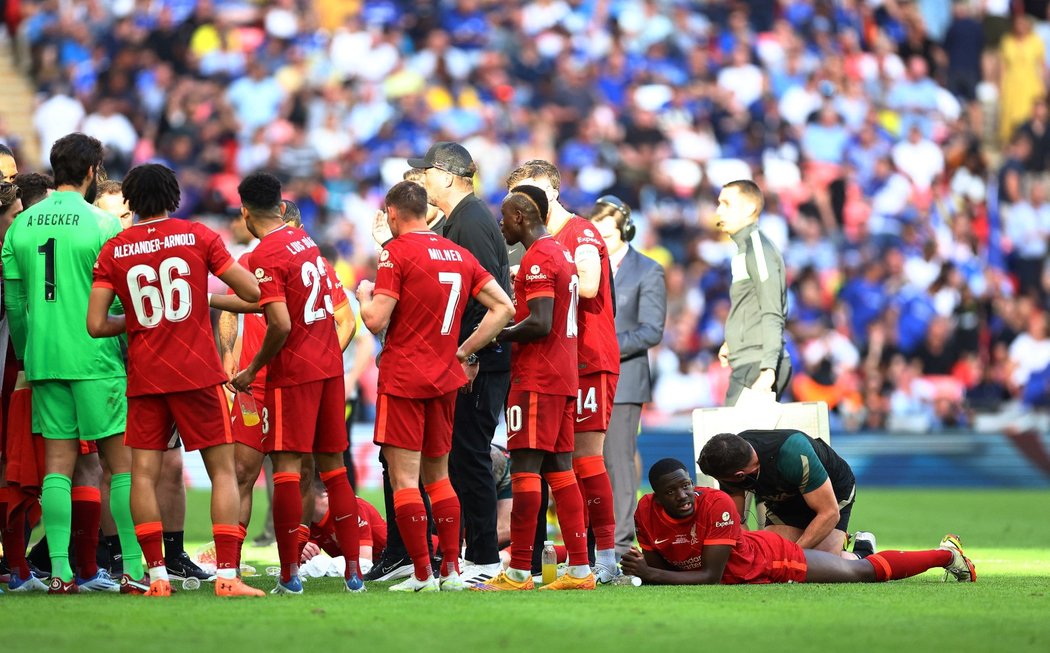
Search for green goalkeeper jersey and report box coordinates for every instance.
[1,190,126,381]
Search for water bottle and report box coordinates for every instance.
[238,392,260,427]
[541,540,557,585]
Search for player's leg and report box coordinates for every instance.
[419,390,461,586]
[604,402,642,559]
[70,448,107,589]
[572,373,618,578]
[313,375,363,591]
[541,396,595,590]
[298,453,316,561]
[2,380,46,591]
[378,445,435,591]
[235,443,264,528]
[158,444,199,577]
[805,535,974,583]
[98,459,121,575]
[35,380,81,589]
[129,447,170,595]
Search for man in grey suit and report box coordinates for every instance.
[590,195,667,557]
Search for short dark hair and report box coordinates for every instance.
[648,458,689,489]
[0,143,13,158]
[238,172,283,212]
[723,179,765,216]
[696,433,753,478]
[50,133,104,188]
[508,184,549,223]
[122,164,180,219]
[385,180,427,219]
[506,159,560,191]
[13,172,54,210]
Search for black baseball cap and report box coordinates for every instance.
[407,142,477,178]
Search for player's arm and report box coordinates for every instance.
[217,309,240,381]
[778,434,837,549]
[722,489,749,531]
[796,478,840,549]
[618,261,666,360]
[574,244,601,299]
[356,280,396,335]
[3,278,28,359]
[496,295,551,343]
[86,287,127,338]
[230,301,290,392]
[456,278,514,359]
[219,262,261,303]
[620,544,732,585]
[333,300,356,351]
[210,294,261,313]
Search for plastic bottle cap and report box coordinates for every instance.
[543,540,554,546]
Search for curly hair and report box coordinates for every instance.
[122,164,180,219]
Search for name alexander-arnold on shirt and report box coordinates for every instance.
[112,233,197,258]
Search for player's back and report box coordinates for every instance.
[511,235,578,397]
[376,231,490,398]
[554,216,619,376]
[2,190,124,380]
[94,218,233,396]
[250,225,341,387]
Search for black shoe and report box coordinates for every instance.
[28,560,49,579]
[166,551,212,580]
[362,553,413,582]
[852,531,877,559]
[108,552,124,577]
[252,530,275,547]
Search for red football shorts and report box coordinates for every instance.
[725,530,809,585]
[574,372,618,433]
[373,391,456,458]
[4,386,44,489]
[79,439,98,455]
[231,393,264,452]
[506,390,574,453]
[262,376,346,454]
[126,385,233,452]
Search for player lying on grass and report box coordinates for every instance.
[300,485,388,571]
[88,163,264,597]
[698,430,875,559]
[357,181,514,592]
[473,186,595,592]
[620,458,976,585]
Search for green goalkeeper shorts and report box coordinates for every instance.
[33,376,128,441]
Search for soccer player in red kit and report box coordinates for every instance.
[87,164,264,597]
[473,185,595,591]
[214,202,355,571]
[506,161,621,581]
[621,459,977,585]
[357,181,514,592]
[228,172,365,595]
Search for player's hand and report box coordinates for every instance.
[718,342,729,368]
[222,354,238,382]
[230,368,257,394]
[356,280,375,302]
[372,210,393,246]
[750,368,775,394]
[620,547,651,580]
[460,359,479,393]
[300,541,321,563]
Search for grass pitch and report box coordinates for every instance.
[3,489,1048,653]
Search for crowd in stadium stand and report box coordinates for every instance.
[4,0,1050,432]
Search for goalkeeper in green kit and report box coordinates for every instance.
[1,133,145,593]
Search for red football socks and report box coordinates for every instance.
[867,549,954,581]
[235,523,247,569]
[425,477,461,577]
[545,470,588,567]
[574,456,616,551]
[134,521,165,571]
[213,524,242,573]
[273,472,303,583]
[393,487,430,581]
[321,468,361,579]
[509,472,541,572]
[71,486,102,578]
[1,490,31,578]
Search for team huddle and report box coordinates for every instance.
[0,134,976,598]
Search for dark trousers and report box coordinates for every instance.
[378,452,434,560]
[449,370,510,565]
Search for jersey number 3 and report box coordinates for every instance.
[127,257,191,328]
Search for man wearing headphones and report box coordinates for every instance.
[590,196,666,558]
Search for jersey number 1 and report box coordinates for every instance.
[38,238,57,302]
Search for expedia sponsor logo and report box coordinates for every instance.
[254,267,273,283]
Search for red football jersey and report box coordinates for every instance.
[233,254,345,395]
[553,216,620,376]
[93,218,233,396]
[511,236,579,397]
[374,231,493,399]
[309,497,388,557]
[635,487,800,585]
[248,226,342,387]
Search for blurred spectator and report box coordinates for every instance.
[1000,13,1046,144]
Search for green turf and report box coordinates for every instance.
[5,489,1049,653]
